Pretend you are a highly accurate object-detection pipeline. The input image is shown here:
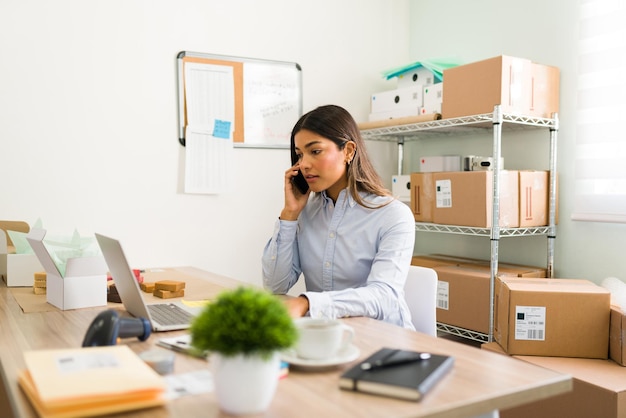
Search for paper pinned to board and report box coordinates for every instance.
[183,62,235,194]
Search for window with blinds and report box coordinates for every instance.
[573,0,626,223]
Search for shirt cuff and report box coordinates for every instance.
[302,291,334,319]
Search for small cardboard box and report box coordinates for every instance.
[409,172,434,222]
[26,228,107,310]
[432,170,519,227]
[495,276,610,358]
[610,306,626,366]
[0,221,44,287]
[441,55,559,119]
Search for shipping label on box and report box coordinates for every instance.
[26,228,107,310]
[495,276,610,359]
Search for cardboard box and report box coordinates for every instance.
[0,221,44,287]
[433,265,492,334]
[530,62,560,118]
[410,172,434,222]
[432,170,519,227]
[26,228,107,310]
[519,170,549,227]
[419,155,461,172]
[495,276,610,358]
[371,86,423,113]
[441,55,559,119]
[500,353,626,418]
[610,306,626,366]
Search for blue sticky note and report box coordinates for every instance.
[213,119,232,139]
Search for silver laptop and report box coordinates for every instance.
[95,233,201,331]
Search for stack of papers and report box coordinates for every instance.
[18,345,166,418]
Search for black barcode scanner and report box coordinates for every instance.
[82,309,151,347]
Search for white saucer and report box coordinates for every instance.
[281,345,360,369]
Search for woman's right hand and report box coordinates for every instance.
[280,163,311,221]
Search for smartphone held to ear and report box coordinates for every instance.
[291,151,309,194]
[292,171,309,194]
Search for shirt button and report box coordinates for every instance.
[329,232,335,238]
[325,262,330,268]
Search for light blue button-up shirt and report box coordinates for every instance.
[262,189,415,329]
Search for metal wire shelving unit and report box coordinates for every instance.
[361,106,559,343]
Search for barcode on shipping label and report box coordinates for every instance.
[436,281,449,310]
[435,179,452,208]
[514,306,546,341]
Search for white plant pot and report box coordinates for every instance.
[210,351,281,415]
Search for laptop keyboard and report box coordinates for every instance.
[148,303,193,326]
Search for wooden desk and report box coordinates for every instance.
[0,267,571,418]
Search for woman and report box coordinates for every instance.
[262,105,415,329]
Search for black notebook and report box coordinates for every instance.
[339,347,454,401]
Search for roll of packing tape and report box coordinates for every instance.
[139,349,175,375]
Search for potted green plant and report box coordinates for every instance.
[190,286,297,415]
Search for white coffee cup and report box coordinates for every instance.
[294,318,354,360]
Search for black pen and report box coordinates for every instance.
[360,352,431,371]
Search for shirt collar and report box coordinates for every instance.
[320,188,358,208]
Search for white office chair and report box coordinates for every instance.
[404,266,500,418]
[403,265,438,336]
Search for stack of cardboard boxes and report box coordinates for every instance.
[413,253,625,416]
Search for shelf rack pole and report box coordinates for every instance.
[488,105,503,343]
[547,113,559,278]
[397,137,405,175]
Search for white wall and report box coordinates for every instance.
[406,0,626,283]
[4,0,623,288]
[0,0,409,285]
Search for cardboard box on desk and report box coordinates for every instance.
[441,55,559,119]
[504,354,626,418]
[482,341,626,418]
[0,221,43,287]
[432,170,519,228]
[495,276,610,359]
[26,228,107,310]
